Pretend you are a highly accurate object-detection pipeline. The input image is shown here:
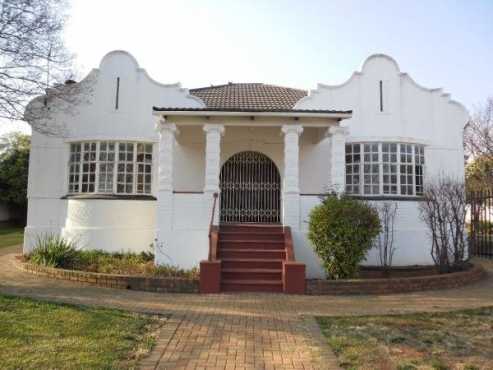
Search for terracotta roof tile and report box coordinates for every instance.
[189,83,307,110]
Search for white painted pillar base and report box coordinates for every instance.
[327,126,349,194]
[281,125,303,230]
[155,120,178,264]
[203,124,225,225]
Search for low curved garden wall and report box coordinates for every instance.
[306,264,487,295]
[17,258,487,296]
[18,259,199,293]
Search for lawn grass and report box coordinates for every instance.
[0,224,23,248]
[317,307,493,370]
[0,294,163,369]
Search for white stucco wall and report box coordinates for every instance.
[24,51,468,279]
[293,54,468,276]
[24,50,204,253]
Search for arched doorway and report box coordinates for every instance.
[219,151,281,223]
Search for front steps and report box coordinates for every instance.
[207,224,302,293]
[200,224,306,294]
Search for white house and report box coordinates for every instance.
[23,51,468,292]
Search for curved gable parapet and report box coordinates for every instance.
[98,50,205,108]
[295,53,468,118]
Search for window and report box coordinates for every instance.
[345,142,425,197]
[363,143,379,195]
[68,141,153,195]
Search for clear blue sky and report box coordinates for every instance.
[3,0,492,135]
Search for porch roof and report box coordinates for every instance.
[152,107,352,119]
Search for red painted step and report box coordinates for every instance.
[221,258,283,270]
[220,224,284,233]
[221,279,283,293]
[219,232,284,241]
[220,248,285,260]
[219,240,285,250]
[222,268,282,281]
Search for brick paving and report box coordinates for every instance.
[1,246,493,370]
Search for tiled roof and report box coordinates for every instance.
[189,83,307,110]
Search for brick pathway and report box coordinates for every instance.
[1,246,493,370]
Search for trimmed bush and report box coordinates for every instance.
[29,234,78,268]
[308,195,381,279]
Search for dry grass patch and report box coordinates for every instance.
[317,307,493,370]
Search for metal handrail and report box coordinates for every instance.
[208,192,219,262]
[208,192,219,237]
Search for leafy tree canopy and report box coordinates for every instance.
[0,133,30,219]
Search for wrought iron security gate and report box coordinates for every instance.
[220,151,281,223]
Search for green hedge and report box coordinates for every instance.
[308,195,381,279]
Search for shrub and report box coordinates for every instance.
[29,234,78,268]
[418,177,467,273]
[308,195,381,279]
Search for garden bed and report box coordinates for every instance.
[18,258,199,293]
[307,263,486,295]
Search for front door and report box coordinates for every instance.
[219,151,281,223]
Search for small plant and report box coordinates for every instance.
[29,234,78,268]
[308,194,381,279]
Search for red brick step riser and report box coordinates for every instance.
[219,225,284,233]
[219,232,284,241]
[219,249,286,259]
[221,283,283,293]
[221,259,283,270]
[222,270,282,280]
[219,241,285,250]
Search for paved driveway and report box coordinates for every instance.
[1,245,492,370]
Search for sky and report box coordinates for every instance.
[2,0,492,135]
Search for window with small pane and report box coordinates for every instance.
[68,141,153,195]
[345,142,425,197]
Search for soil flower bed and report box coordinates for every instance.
[26,247,199,279]
[317,306,493,370]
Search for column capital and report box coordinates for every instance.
[326,125,349,137]
[203,124,225,136]
[156,118,179,136]
[281,124,303,136]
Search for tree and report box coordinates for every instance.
[465,155,493,192]
[0,0,88,135]
[418,177,467,273]
[464,97,493,159]
[0,133,30,222]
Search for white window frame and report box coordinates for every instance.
[68,140,153,196]
[345,142,425,197]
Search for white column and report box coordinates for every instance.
[327,126,349,194]
[155,119,178,263]
[203,124,225,225]
[282,124,303,229]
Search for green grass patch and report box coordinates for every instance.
[0,224,23,248]
[0,294,164,369]
[317,307,493,370]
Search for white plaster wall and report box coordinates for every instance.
[24,50,204,253]
[295,54,468,272]
[61,199,156,252]
[297,195,433,278]
[173,125,331,194]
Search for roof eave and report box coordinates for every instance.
[152,109,352,119]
